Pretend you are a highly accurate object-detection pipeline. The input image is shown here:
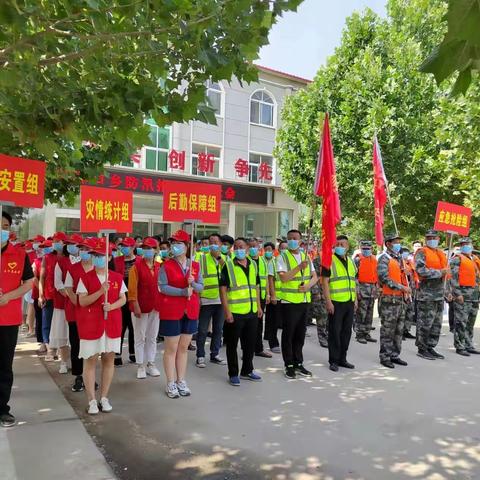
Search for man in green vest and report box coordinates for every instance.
[194,236,210,262]
[220,237,263,386]
[321,235,357,372]
[220,234,234,260]
[248,237,272,359]
[196,233,226,369]
[277,229,317,380]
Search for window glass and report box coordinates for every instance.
[191,143,221,178]
[206,80,223,116]
[144,119,170,171]
[250,91,274,127]
[248,153,273,184]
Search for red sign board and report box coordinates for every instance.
[434,201,471,236]
[80,185,133,233]
[162,180,221,223]
[0,154,46,208]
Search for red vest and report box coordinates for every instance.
[27,251,36,265]
[132,258,160,313]
[114,256,125,278]
[76,269,123,340]
[157,259,200,321]
[53,255,71,309]
[64,262,89,322]
[32,257,42,300]
[0,243,27,326]
[43,253,57,300]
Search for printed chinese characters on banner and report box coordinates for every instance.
[434,201,472,236]
[234,158,272,181]
[0,154,46,208]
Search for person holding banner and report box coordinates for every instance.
[76,239,126,415]
[449,237,480,356]
[128,237,161,379]
[158,230,203,399]
[0,211,34,428]
[414,229,449,361]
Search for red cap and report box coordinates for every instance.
[39,239,53,248]
[52,232,68,242]
[120,237,136,247]
[109,242,117,251]
[142,237,159,249]
[89,238,114,256]
[170,230,190,243]
[25,241,33,250]
[80,237,97,249]
[31,235,45,243]
[66,233,84,245]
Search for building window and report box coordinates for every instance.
[249,153,273,184]
[192,144,221,178]
[206,80,223,116]
[144,119,170,171]
[250,90,275,127]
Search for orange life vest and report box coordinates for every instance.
[458,254,477,287]
[357,255,378,284]
[382,256,408,296]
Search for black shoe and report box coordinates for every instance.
[71,376,84,392]
[417,349,436,360]
[428,348,445,359]
[329,363,339,372]
[370,326,376,331]
[187,343,197,352]
[391,357,408,366]
[129,355,136,363]
[114,356,123,367]
[381,360,395,368]
[456,349,470,356]
[319,340,328,348]
[366,335,377,343]
[0,413,16,428]
[403,331,416,340]
[295,364,312,377]
[339,361,355,369]
[356,337,367,344]
[466,348,480,355]
[285,366,296,379]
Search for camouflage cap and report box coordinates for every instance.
[425,229,439,237]
[459,237,472,244]
[360,240,372,248]
[384,233,402,243]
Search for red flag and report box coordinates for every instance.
[372,136,388,246]
[314,114,341,269]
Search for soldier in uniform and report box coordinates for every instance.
[414,229,449,360]
[377,234,410,368]
[309,255,328,348]
[401,247,417,340]
[354,241,378,344]
[449,237,480,356]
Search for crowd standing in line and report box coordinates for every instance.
[1,216,479,426]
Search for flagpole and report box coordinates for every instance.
[385,180,399,236]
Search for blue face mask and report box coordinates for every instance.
[32,242,40,251]
[143,249,155,259]
[210,244,220,252]
[461,245,473,255]
[249,247,259,257]
[53,242,63,252]
[67,244,79,256]
[160,250,169,258]
[335,246,346,256]
[80,251,91,262]
[361,249,372,257]
[44,247,54,255]
[265,251,273,259]
[221,245,230,254]
[288,239,299,250]
[120,246,130,256]
[172,243,186,257]
[92,255,106,268]
[426,239,439,248]
[401,251,410,259]
[136,247,144,256]
[201,246,210,253]
[234,249,246,260]
[1,230,9,243]
[391,243,402,254]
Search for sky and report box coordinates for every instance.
[258,0,387,80]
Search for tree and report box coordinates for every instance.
[0,0,303,204]
[275,0,478,243]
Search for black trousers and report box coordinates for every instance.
[264,302,280,349]
[255,300,266,354]
[34,299,43,343]
[328,301,354,365]
[68,321,83,377]
[0,325,19,415]
[117,302,135,357]
[281,302,308,367]
[224,313,257,378]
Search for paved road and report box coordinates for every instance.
[43,317,480,480]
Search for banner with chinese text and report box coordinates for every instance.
[162,180,221,223]
[434,201,471,236]
[0,154,46,208]
[80,185,133,233]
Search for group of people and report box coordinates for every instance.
[0,213,478,427]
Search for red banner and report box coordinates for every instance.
[162,180,221,223]
[80,185,133,233]
[0,154,46,208]
[434,201,471,236]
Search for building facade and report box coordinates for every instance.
[21,66,309,241]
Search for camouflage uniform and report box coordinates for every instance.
[377,252,406,362]
[308,257,328,347]
[403,260,416,334]
[414,248,445,352]
[354,256,377,340]
[449,254,479,352]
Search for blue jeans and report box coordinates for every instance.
[196,304,225,359]
[42,300,54,344]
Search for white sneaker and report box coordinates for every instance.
[196,357,206,368]
[137,365,147,379]
[165,382,180,399]
[176,380,191,397]
[58,362,68,374]
[146,363,160,377]
[99,397,112,413]
[87,399,99,415]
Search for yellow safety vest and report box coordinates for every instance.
[226,259,258,315]
[329,255,357,302]
[280,250,312,304]
[249,256,268,301]
[200,253,220,299]
[267,258,282,301]
[194,251,204,262]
